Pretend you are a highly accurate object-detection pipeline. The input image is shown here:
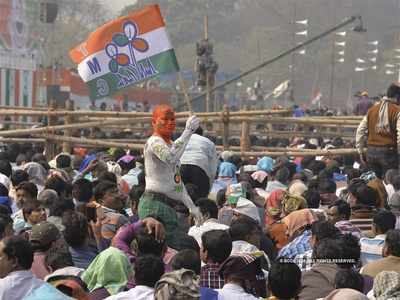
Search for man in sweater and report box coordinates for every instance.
[139,105,201,249]
[356,83,400,174]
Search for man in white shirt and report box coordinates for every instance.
[105,254,164,300]
[0,236,45,300]
[180,127,218,198]
[188,199,228,247]
[139,105,202,249]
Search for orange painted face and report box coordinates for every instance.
[152,105,176,142]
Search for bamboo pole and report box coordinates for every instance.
[0,117,152,137]
[45,100,57,160]
[36,134,145,150]
[229,116,360,125]
[240,106,250,153]
[62,100,74,154]
[0,138,45,143]
[235,148,359,157]
[222,105,230,150]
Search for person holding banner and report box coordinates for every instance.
[138,105,202,249]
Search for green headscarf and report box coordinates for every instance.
[82,247,132,295]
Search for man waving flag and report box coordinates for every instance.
[69,4,179,99]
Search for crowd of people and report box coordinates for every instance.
[0,101,399,300]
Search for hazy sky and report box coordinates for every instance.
[99,0,136,13]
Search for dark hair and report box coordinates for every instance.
[318,179,336,194]
[329,199,351,220]
[392,175,400,191]
[49,198,74,217]
[385,229,400,257]
[72,179,93,203]
[201,230,232,264]
[0,214,12,240]
[45,244,73,271]
[56,155,71,169]
[2,236,34,269]
[136,225,165,256]
[216,188,227,208]
[15,154,27,166]
[385,169,398,185]
[22,199,43,221]
[194,126,203,136]
[303,190,320,209]
[313,237,343,260]
[177,235,200,252]
[309,160,326,176]
[112,148,126,162]
[268,262,301,299]
[97,172,117,184]
[93,181,117,202]
[31,153,46,163]
[275,167,290,185]
[11,170,29,187]
[16,181,38,200]
[62,211,88,248]
[118,159,136,172]
[337,234,360,268]
[0,183,8,197]
[334,269,364,292]
[348,181,377,206]
[229,218,259,242]
[45,176,67,197]
[134,254,165,287]
[311,221,340,242]
[196,198,218,219]
[0,160,12,178]
[387,83,400,102]
[129,185,145,205]
[171,249,201,275]
[373,210,396,234]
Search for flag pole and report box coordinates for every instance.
[177,72,193,113]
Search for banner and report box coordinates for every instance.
[70,4,179,100]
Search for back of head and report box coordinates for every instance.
[2,236,34,271]
[11,169,29,187]
[303,190,320,208]
[373,209,396,234]
[201,230,232,264]
[62,211,88,248]
[268,262,301,299]
[311,220,340,242]
[385,229,400,257]
[136,225,165,257]
[0,160,12,178]
[45,176,67,197]
[56,154,71,169]
[387,83,400,102]
[318,179,336,194]
[171,249,201,275]
[348,180,377,206]
[135,254,165,288]
[334,269,364,293]
[72,179,93,203]
[330,199,351,220]
[37,189,59,209]
[16,181,38,200]
[93,180,117,203]
[196,198,219,219]
[0,183,8,197]
[337,234,360,268]
[275,167,290,185]
[313,237,342,260]
[229,217,258,242]
[45,243,74,271]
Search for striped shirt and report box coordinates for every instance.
[360,234,386,266]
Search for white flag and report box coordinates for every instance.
[368,41,379,45]
[337,58,344,63]
[296,30,308,36]
[386,64,395,68]
[335,41,346,47]
[356,58,366,63]
[272,80,290,98]
[336,31,346,36]
[296,19,308,25]
[337,51,345,56]
[369,57,377,62]
[355,67,367,72]
[386,70,395,75]
[298,49,306,55]
[368,49,378,54]
[371,65,377,70]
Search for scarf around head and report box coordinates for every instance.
[373,271,400,300]
[81,247,132,295]
[283,208,316,238]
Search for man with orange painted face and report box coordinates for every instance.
[138,105,202,249]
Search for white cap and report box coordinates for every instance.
[233,197,261,224]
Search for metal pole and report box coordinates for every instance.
[329,2,337,108]
[178,15,361,110]
[204,15,210,112]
